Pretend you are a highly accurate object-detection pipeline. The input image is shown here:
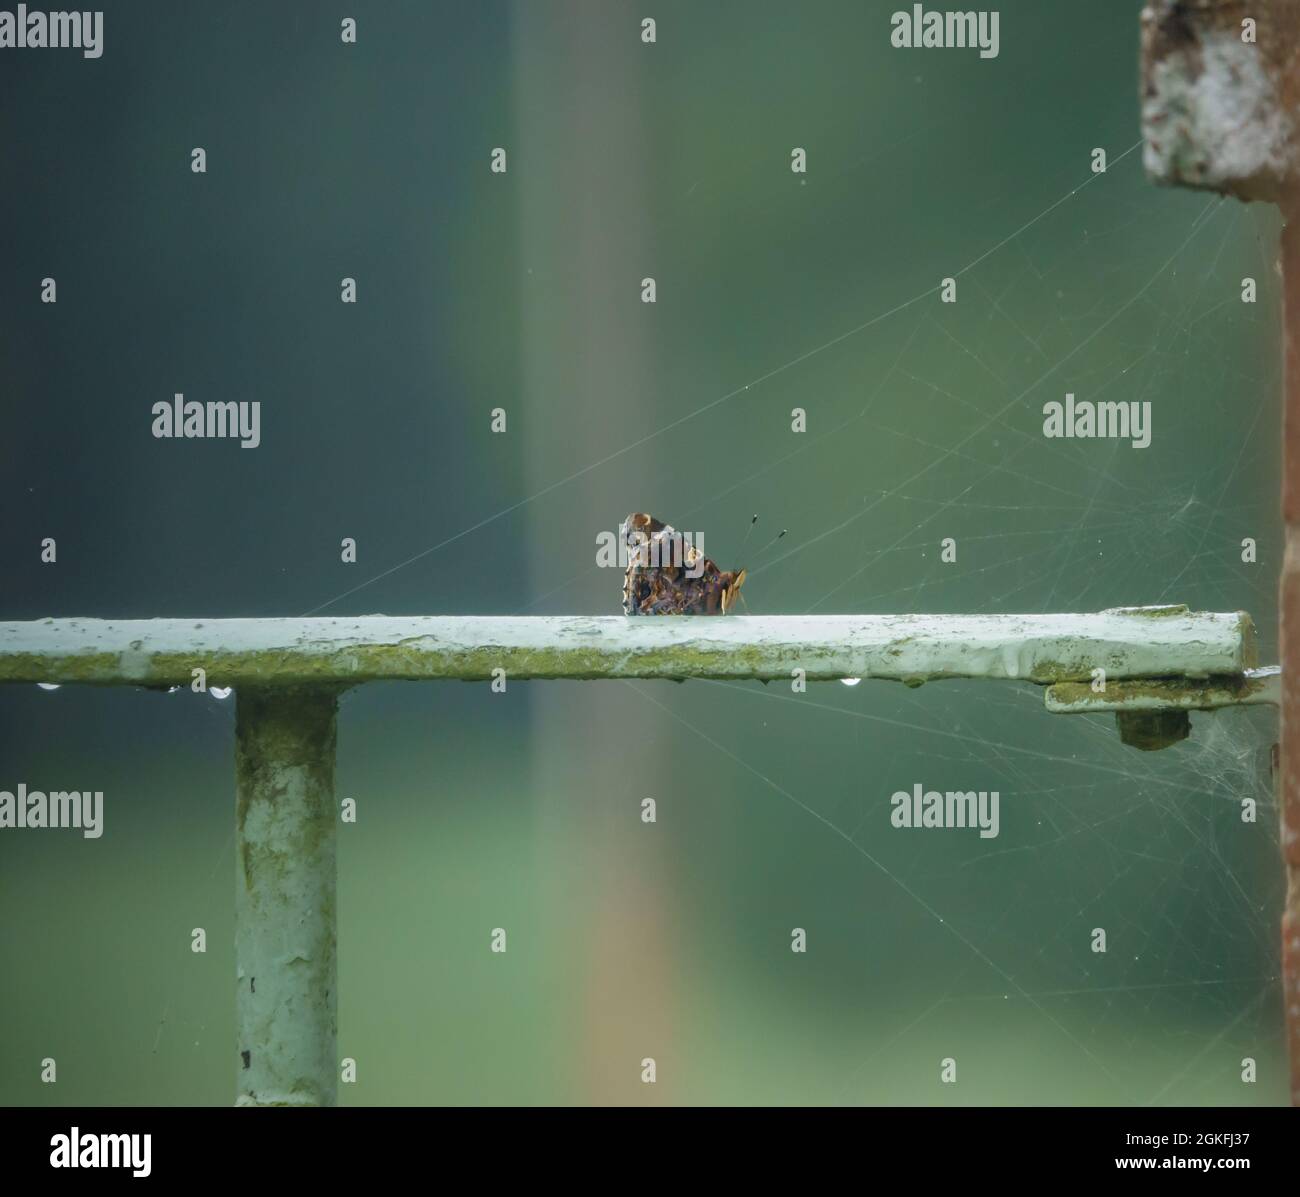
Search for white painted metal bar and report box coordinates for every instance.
[0,606,1258,687]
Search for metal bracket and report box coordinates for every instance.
[1046,666,1281,751]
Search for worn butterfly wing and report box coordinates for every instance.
[620,512,746,615]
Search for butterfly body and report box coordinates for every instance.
[620,512,746,616]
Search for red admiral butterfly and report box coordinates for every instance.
[620,512,747,616]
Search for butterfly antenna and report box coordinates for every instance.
[737,513,759,557]
[751,528,787,564]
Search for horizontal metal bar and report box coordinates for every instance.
[0,606,1256,687]
[1045,666,1281,714]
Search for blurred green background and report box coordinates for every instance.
[0,0,1285,1104]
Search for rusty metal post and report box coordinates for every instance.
[234,686,340,1107]
[1142,0,1300,1102]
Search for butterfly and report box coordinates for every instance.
[620,512,747,615]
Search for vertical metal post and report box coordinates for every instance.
[1280,212,1300,1105]
[234,686,340,1107]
